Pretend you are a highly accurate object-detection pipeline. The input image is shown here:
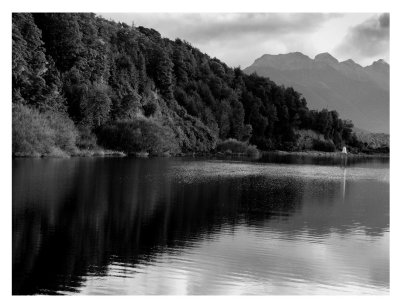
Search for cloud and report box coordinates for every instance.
[379,13,390,28]
[103,13,338,41]
[134,13,338,43]
[99,13,340,67]
[335,13,389,62]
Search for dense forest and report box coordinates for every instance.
[12,13,375,157]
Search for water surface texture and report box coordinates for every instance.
[12,156,389,295]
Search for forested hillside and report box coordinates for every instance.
[12,13,369,157]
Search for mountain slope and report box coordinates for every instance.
[244,52,389,133]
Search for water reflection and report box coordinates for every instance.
[342,167,347,200]
[12,157,389,295]
[259,152,388,168]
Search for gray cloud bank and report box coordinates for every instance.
[105,13,338,41]
[133,13,337,42]
[335,13,389,61]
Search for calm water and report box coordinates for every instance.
[12,155,389,295]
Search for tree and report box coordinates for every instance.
[229,96,245,140]
[342,120,354,142]
[217,99,232,139]
[147,46,174,100]
[82,83,112,128]
[33,13,83,72]
[12,13,66,112]
[173,47,188,84]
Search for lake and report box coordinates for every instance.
[12,155,390,295]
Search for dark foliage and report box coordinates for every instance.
[312,139,336,152]
[12,13,369,155]
[216,139,260,157]
[96,118,179,155]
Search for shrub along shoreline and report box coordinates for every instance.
[12,142,388,159]
[12,103,387,159]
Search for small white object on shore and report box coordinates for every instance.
[342,146,347,155]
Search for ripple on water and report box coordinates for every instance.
[168,160,389,184]
[65,223,389,295]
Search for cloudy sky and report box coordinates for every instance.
[99,13,389,68]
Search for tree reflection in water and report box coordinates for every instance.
[12,157,389,294]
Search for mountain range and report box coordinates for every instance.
[244,52,389,133]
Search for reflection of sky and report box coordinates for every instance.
[74,226,389,295]
[13,158,389,295]
[71,161,389,295]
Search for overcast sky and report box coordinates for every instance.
[98,13,389,68]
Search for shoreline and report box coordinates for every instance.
[12,149,389,159]
[263,150,390,159]
[12,149,127,158]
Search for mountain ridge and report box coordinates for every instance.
[252,51,388,69]
[244,52,389,133]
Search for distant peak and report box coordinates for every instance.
[343,59,355,64]
[252,52,313,69]
[314,52,339,65]
[259,51,308,58]
[372,59,389,66]
[285,52,311,59]
[365,59,389,73]
[288,51,306,56]
[340,59,362,68]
